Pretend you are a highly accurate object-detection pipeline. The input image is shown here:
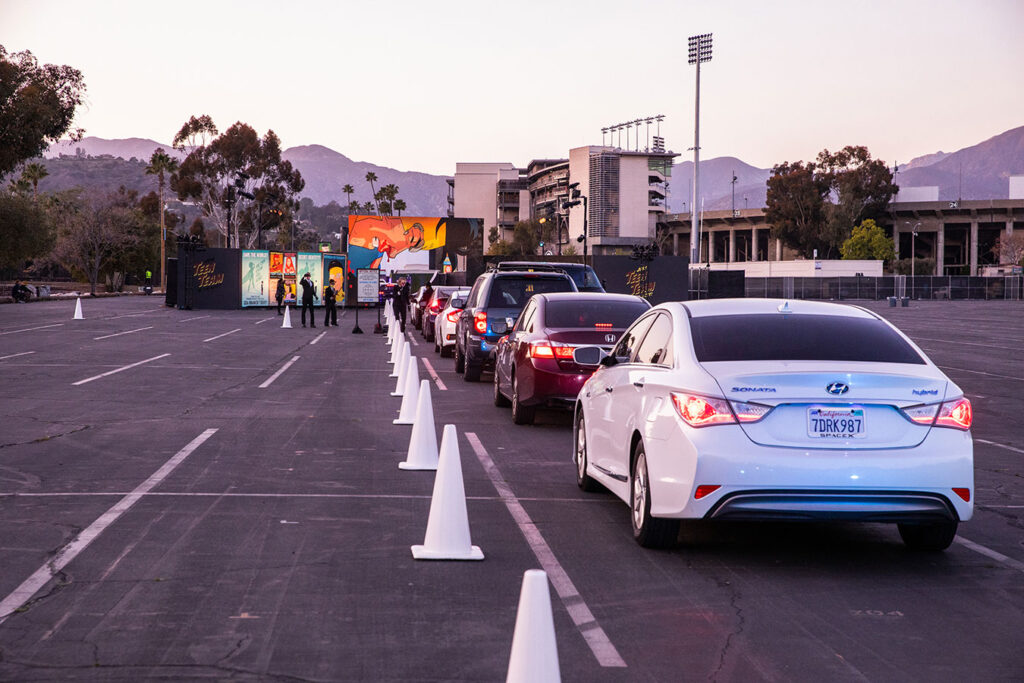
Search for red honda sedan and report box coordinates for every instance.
[493,292,651,424]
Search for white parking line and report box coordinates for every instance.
[178,315,210,323]
[406,333,419,347]
[254,317,275,325]
[420,357,447,391]
[465,432,626,669]
[0,351,35,361]
[0,428,219,625]
[94,326,152,340]
[203,328,241,343]
[0,323,64,335]
[955,536,1024,573]
[259,355,300,388]
[310,331,327,345]
[71,353,171,386]
[975,438,1024,455]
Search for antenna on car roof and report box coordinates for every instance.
[777,301,792,313]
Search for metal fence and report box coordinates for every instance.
[741,275,1024,301]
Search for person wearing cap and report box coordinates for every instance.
[299,272,318,327]
[323,278,338,327]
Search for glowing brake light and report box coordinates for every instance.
[430,300,441,311]
[474,311,487,334]
[935,398,972,430]
[671,392,736,427]
[594,323,613,328]
[529,341,574,359]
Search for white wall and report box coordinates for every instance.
[567,147,593,245]
[705,259,884,277]
[894,186,939,203]
[618,155,651,239]
[453,162,516,252]
[1010,176,1024,200]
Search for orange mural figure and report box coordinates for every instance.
[347,216,445,272]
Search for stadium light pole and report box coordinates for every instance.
[688,33,712,266]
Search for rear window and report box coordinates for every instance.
[689,314,926,364]
[487,276,574,308]
[545,300,650,329]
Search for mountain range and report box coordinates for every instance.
[37,125,1024,216]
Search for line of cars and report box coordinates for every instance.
[404,264,975,552]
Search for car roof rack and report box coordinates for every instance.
[488,262,569,274]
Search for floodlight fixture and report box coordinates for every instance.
[688,32,713,271]
[688,33,713,64]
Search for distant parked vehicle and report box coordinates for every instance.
[495,261,605,293]
[422,286,461,342]
[434,289,471,357]
[493,292,651,424]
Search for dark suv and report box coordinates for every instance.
[454,270,577,381]
[495,261,605,293]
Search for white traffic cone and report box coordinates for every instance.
[390,338,408,377]
[400,381,439,471]
[389,332,402,364]
[393,359,420,425]
[282,305,292,329]
[506,570,560,683]
[390,350,409,396]
[411,424,483,560]
[73,297,84,320]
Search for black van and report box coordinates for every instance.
[495,261,604,293]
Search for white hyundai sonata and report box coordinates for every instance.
[572,299,973,550]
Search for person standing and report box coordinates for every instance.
[393,276,411,332]
[299,272,318,327]
[275,278,286,315]
[323,278,338,327]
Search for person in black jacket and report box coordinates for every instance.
[393,276,410,332]
[299,272,318,327]
[323,279,338,327]
[275,278,286,315]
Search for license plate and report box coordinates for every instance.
[807,407,866,438]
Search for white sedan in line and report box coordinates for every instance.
[572,298,973,550]
[434,289,471,358]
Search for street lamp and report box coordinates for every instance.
[907,221,921,298]
[688,32,712,266]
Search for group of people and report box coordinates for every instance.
[274,273,339,328]
[10,280,31,303]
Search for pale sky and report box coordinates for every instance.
[3,0,1022,176]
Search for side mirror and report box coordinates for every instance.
[491,320,509,335]
[450,298,466,310]
[573,346,608,367]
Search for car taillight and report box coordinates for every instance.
[728,400,773,423]
[430,301,441,311]
[529,341,574,360]
[900,403,940,425]
[474,311,487,334]
[935,398,972,430]
[446,310,460,323]
[671,392,736,427]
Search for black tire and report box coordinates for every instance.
[454,340,465,374]
[464,358,482,382]
[434,335,441,355]
[493,370,511,407]
[630,441,679,549]
[898,521,958,551]
[511,373,535,425]
[440,342,452,358]
[574,410,600,492]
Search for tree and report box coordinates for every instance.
[362,201,374,214]
[765,146,897,258]
[172,116,304,248]
[342,183,354,209]
[146,148,179,291]
[394,199,406,217]
[365,171,380,215]
[21,162,49,200]
[52,189,139,295]
[994,231,1024,266]
[0,46,86,179]
[840,219,895,261]
[0,191,54,270]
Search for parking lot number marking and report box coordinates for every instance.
[466,432,626,668]
[71,353,171,386]
[0,428,219,625]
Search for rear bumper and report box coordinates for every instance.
[522,365,588,408]
[705,490,959,523]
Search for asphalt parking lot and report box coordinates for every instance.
[0,296,1021,681]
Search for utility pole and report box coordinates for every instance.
[688,33,712,265]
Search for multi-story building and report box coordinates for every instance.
[450,162,529,252]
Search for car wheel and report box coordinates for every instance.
[440,342,452,358]
[574,410,600,492]
[464,358,482,382]
[898,521,958,551]
[493,369,511,407]
[511,373,535,425]
[631,441,678,549]
[434,335,441,354]
[454,340,465,374]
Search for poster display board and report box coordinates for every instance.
[296,253,324,306]
[322,254,347,306]
[357,268,380,304]
[241,250,270,307]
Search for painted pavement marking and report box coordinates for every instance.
[259,355,300,388]
[420,357,448,391]
[94,326,152,340]
[203,328,241,343]
[71,353,171,386]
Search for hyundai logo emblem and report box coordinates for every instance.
[826,382,850,395]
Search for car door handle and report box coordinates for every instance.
[633,381,645,388]
[605,386,614,393]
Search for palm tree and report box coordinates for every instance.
[342,183,354,210]
[364,171,380,215]
[21,162,49,201]
[394,199,406,217]
[348,200,361,215]
[146,148,180,292]
[362,201,374,214]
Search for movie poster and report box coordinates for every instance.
[346,216,445,276]
[241,250,270,307]
[296,252,324,306]
[272,252,298,304]
[322,254,347,306]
